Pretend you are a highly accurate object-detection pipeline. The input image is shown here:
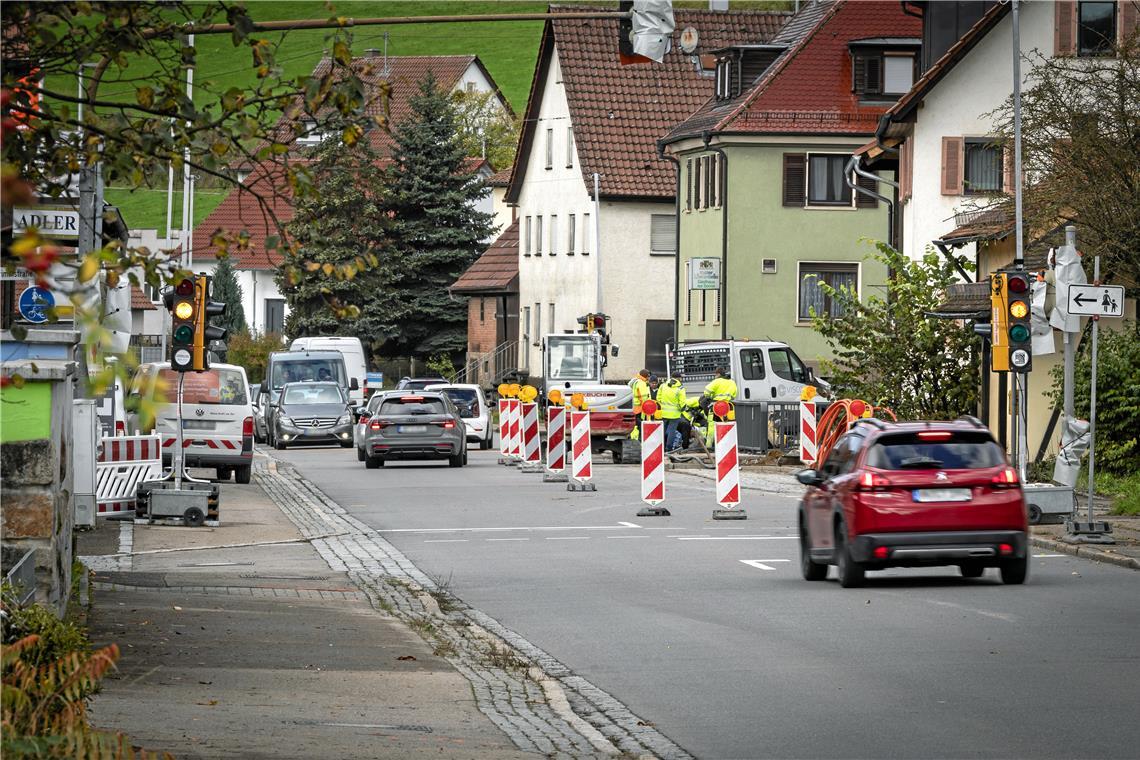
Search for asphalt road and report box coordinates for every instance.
[273,442,1140,759]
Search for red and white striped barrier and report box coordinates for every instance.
[640,420,665,505]
[161,437,239,450]
[508,399,522,459]
[96,434,162,516]
[546,407,566,471]
[498,399,510,458]
[799,400,817,465]
[570,410,592,483]
[521,402,541,464]
[715,422,741,507]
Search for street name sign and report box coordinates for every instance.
[1067,284,1124,318]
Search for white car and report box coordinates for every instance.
[426,384,492,450]
[353,390,392,461]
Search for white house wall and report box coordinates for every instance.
[514,46,677,382]
[196,261,287,337]
[902,3,1053,262]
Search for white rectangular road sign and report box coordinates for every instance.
[1067,284,1124,318]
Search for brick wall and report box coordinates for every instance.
[467,296,499,354]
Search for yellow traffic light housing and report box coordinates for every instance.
[167,277,197,372]
[989,272,1009,372]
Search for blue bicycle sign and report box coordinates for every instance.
[18,286,55,324]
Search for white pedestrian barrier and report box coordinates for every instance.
[521,402,541,465]
[546,407,566,471]
[96,434,162,517]
[570,410,592,483]
[640,420,665,505]
[715,422,741,508]
[799,400,817,465]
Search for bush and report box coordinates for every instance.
[1,587,90,669]
[1049,322,1140,475]
[225,329,285,384]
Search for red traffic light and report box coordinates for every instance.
[1007,275,1029,293]
[712,400,730,418]
[641,399,658,416]
[175,279,194,296]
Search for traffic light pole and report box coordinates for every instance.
[174,372,185,490]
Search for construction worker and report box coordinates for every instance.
[656,371,687,451]
[702,366,737,447]
[628,368,651,440]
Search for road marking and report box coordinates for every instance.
[486,538,529,542]
[740,559,793,571]
[1033,553,1065,558]
[546,536,589,541]
[376,525,637,534]
[617,521,642,528]
[675,535,797,541]
[607,535,650,539]
[423,539,469,543]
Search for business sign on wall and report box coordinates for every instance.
[689,257,721,290]
[12,207,80,238]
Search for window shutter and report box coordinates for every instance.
[900,138,913,202]
[940,137,963,196]
[686,158,693,210]
[852,54,865,92]
[865,56,882,95]
[783,153,806,206]
[1055,1,1077,56]
[1122,1,1139,44]
[650,214,676,253]
[694,157,702,208]
[855,173,878,208]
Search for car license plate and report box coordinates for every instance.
[913,488,972,503]
[398,425,426,434]
[182,420,214,430]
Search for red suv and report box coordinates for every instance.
[796,417,1028,587]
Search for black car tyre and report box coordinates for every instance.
[481,433,491,450]
[235,465,252,485]
[800,516,828,581]
[449,451,464,467]
[365,455,382,469]
[1000,555,1028,585]
[834,523,865,588]
[959,563,986,578]
[274,437,287,450]
[356,446,366,462]
[216,466,233,481]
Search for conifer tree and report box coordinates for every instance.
[381,73,497,360]
[211,254,247,339]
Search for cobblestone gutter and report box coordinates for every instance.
[255,460,692,760]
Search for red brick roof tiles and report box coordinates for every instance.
[451,219,519,294]
[130,285,157,310]
[193,163,298,270]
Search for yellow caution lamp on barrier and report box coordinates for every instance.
[548,388,563,405]
[498,383,509,397]
[800,385,818,402]
[570,392,586,410]
[507,383,520,398]
[519,385,538,403]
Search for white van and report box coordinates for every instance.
[670,340,830,403]
[127,362,255,483]
[289,336,366,404]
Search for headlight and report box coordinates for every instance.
[278,416,293,426]
[336,414,351,425]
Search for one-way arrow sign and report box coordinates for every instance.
[1068,283,1124,317]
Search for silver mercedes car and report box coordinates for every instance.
[271,381,355,449]
[360,391,467,468]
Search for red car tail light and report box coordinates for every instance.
[917,431,953,441]
[434,420,456,429]
[370,420,392,430]
[242,416,254,437]
[873,546,889,560]
[991,467,1019,489]
[999,543,1014,556]
[857,471,893,491]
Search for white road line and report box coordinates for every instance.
[675,535,797,541]
[546,536,589,541]
[423,539,469,543]
[376,525,636,534]
[486,538,530,542]
[617,521,642,528]
[740,559,793,571]
[1033,553,1066,558]
[607,535,650,539]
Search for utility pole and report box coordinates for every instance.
[1010,0,1028,479]
[593,172,602,313]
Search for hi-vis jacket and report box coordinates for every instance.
[656,379,686,419]
[704,376,738,401]
[630,376,651,414]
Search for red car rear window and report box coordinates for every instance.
[865,432,1005,470]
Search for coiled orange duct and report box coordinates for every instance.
[811,399,896,469]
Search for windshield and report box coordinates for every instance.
[271,358,346,389]
[769,348,809,384]
[157,368,247,405]
[547,336,598,381]
[438,388,479,417]
[283,384,345,405]
[865,433,1005,470]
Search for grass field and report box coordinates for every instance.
[104,187,230,233]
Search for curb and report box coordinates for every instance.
[1030,534,1140,571]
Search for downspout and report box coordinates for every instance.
[657,140,682,351]
[845,154,897,251]
[703,131,729,340]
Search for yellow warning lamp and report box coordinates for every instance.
[548,389,563,405]
[801,385,818,402]
[507,383,520,398]
[498,383,509,397]
[519,385,537,403]
[570,392,585,409]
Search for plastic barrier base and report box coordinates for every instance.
[712,509,747,520]
[568,481,597,492]
[637,506,671,517]
[543,471,569,483]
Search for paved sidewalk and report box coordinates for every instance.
[78,462,536,759]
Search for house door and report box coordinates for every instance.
[644,319,674,376]
[264,298,285,335]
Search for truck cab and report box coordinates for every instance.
[671,340,827,403]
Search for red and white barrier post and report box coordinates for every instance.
[508,398,523,462]
[800,399,817,466]
[713,420,746,519]
[568,409,596,492]
[637,417,669,517]
[497,399,511,464]
[520,402,542,471]
[543,406,569,483]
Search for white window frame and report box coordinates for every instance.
[568,213,576,254]
[549,215,558,255]
[524,216,532,256]
[545,128,554,170]
[535,215,544,255]
[566,126,575,168]
[523,306,531,341]
[533,302,542,346]
[548,302,555,334]
[796,261,861,323]
[650,213,677,255]
[805,153,856,209]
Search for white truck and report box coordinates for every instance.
[669,339,828,402]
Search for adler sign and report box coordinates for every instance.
[12,207,80,238]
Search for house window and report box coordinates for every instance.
[685,158,693,211]
[524,216,532,256]
[694,157,703,209]
[568,213,576,254]
[1078,1,1116,55]
[715,57,737,100]
[549,303,555,334]
[534,302,542,345]
[703,156,713,209]
[549,215,558,255]
[296,118,324,146]
[479,297,486,322]
[807,154,853,206]
[963,138,1003,194]
[853,51,915,97]
[535,215,543,255]
[523,306,531,341]
[545,128,554,169]
[566,126,575,168]
[883,54,915,94]
[582,213,590,254]
[650,214,676,255]
[798,263,858,320]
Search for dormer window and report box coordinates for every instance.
[715,57,738,100]
[296,118,326,146]
[849,38,920,99]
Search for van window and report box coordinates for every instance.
[740,349,766,380]
[157,368,248,405]
[270,358,346,389]
[769,348,808,383]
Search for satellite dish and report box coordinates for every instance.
[680,27,699,54]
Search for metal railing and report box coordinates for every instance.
[452,340,519,388]
[733,400,830,454]
[2,548,37,606]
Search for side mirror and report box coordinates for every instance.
[350,377,360,391]
[354,408,370,421]
[796,469,825,487]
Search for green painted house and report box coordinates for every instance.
[658,0,922,370]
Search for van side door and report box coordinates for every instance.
[767,347,811,401]
[735,347,768,401]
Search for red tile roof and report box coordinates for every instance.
[192,162,298,270]
[508,5,789,201]
[665,0,921,142]
[486,167,512,187]
[450,219,519,294]
[130,285,157,311]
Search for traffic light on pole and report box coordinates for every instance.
[989,272,1009,372]
[167,278,197,372]
[1006,272,1032,373]
[193,274,227,372]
